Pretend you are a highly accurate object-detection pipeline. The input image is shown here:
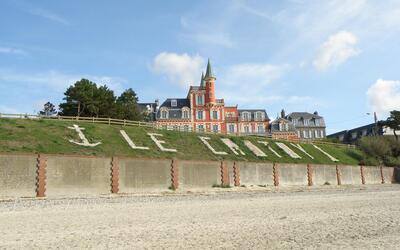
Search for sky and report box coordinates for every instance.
[1,0,400,134]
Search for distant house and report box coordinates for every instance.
[327,123,384,144]
[270,110,298,140]
[286,111,326,140]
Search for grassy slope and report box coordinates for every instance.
[0,118,363,165]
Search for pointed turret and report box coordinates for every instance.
[200,72,206,88]
[204,59,216,80]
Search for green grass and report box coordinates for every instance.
[0,118,363,165]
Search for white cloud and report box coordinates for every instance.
[313,31,360,71]
[29,8,70,25]
[152,52,205,88]
[367,79,400,116]
[0,69,126,95]
[0,47,26,55]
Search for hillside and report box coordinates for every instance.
[0,118,363,165]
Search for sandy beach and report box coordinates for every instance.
[1,185,399,249]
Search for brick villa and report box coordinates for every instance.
[154,60,270,135]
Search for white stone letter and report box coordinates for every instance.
[275,142,301,159]
[147,133,177,152]
[290,143,314,159]
[199,137,228,155]
[120,130,149,150]
[244,140,267,157]
[313,144,339,162]
[258,141,282,158]
[221,138,245,155]
[68,124,101,147]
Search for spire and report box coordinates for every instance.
[204,58,216,80]
[200,72,205,87]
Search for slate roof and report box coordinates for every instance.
[157,98,190,120]
[238,109,270,121]
[204,59,216,80]
[286,112,322,119]
[270,117,296,132]
[159,98,190,109]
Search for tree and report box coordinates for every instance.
[115,88,142,121]
[59,79,116,117]
[380,110,400,141]
[359,137,391,165]
[39,102,57,116]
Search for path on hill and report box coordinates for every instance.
[1,185,400,249]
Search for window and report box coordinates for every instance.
[304,119,309,126]
[303,130,307,138]
[315,119,320,126]
[213,124,219,133]
[197,111,204,120]
[198,124,204,132]
[182,109,190,119]
[255,112,263,121]
[320,130,324,137]
[212,110,218,120]
[161,110,168,119]
[309,130,313,138]
[242,112,250,121]
[228,124,235,133]
[171,99,177,107]
[315,130,318,138]
[293,119,297,126]
[244,126,250,133]
[197,95,204,105]
[258,125,264,133]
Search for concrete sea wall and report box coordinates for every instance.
[0,153,398,199]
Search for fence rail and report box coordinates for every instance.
[0,113,355,148]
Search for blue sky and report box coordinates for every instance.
[1,0,400,134]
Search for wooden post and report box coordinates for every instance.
[111,157,119,194]
[360,165,366,185]
[36,154,47,198]
[273,163,279,187]
[233,162,240,187]
[171,159,179,190]
[221,161,229,186]
[307,164,313,186]
[336,165,341,185]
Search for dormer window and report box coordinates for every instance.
[242,112,250,121]
[161,110,168,119]
[255,112,264,121]
[171,99,177,107]
[182,108,190,119]
[304,119,309,126]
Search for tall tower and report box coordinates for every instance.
[204,59,216,104]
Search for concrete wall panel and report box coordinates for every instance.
[382,167,394,184]
[340,165,362,185]
[363,166,382,184]
[279,164,308,186]
[313,165,338,186]
[0,154,37,198]
[119,158,171,192]
[239,162,274,187]
[179,161,220,188]
[46,156,111,197]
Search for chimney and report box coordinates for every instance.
[281,109,286,118]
